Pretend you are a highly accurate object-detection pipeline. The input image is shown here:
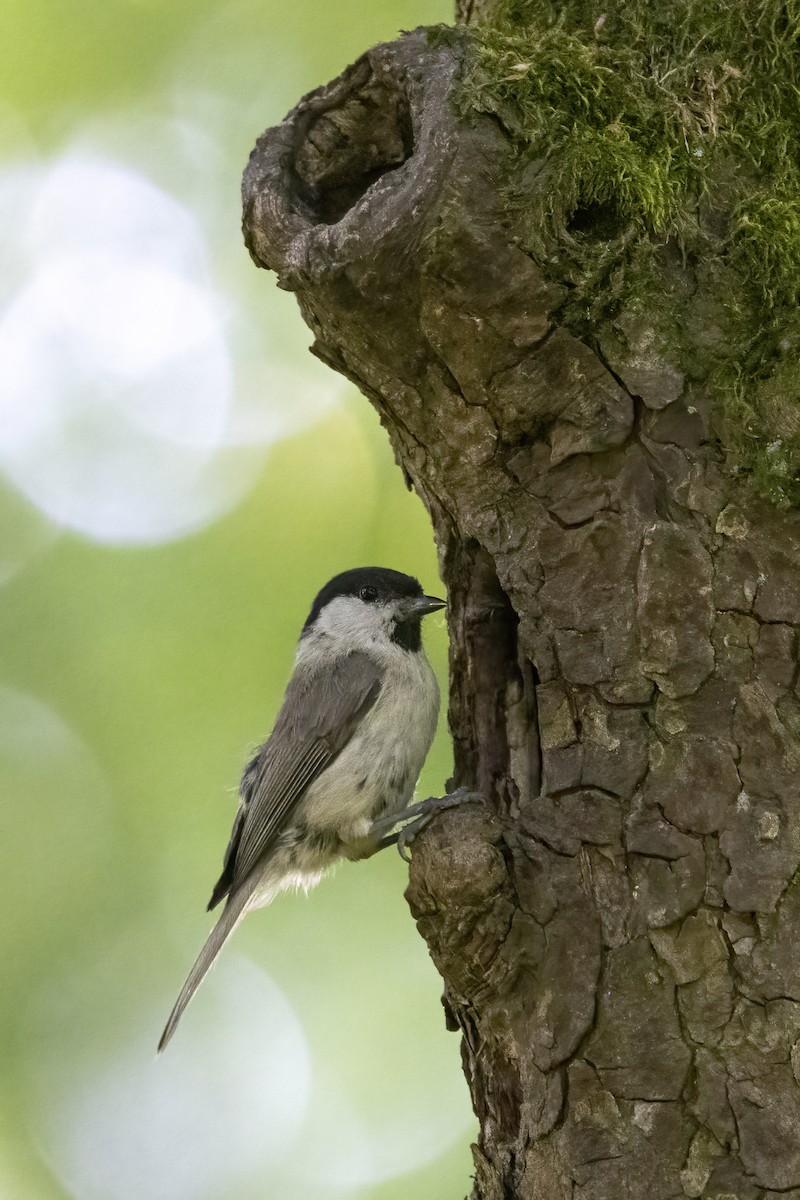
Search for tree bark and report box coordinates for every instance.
[242,25,800,1200]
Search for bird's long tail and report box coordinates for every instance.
[157,882,255,1053]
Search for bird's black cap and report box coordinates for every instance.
[302,567,431,635]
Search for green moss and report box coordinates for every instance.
[456,0,800,505]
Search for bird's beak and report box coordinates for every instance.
[408,594,447,617]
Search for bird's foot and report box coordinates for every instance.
[396,788,484,860]
[371,788,484,861]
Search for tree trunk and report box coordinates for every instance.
[241,18,800,1200]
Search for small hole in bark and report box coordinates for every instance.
[567,199,626,241]
[292,72,414,225]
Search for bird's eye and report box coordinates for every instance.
[359,586,378,603]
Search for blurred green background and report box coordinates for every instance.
[0,1,476,1198]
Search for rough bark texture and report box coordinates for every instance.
[242,28,800,1200]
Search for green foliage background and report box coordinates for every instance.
[0,2,474,1198]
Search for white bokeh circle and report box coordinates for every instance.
[0,157,262,545]
[24,956,311,1200]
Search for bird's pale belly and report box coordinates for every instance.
[299,721,424,840]
[246,746,417,909]
[304,649,437,834]
[253,675,437,901]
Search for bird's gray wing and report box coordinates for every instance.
[207,650,382,907]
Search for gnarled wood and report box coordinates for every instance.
[243,27,800,1200]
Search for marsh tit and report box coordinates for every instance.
[158,567,445,1051]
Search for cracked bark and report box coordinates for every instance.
[242,25,800,1200]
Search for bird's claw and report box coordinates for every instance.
[396,788,484,861]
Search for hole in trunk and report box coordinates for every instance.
[567,199,626,241]
[292,68,414,225]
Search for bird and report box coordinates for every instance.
[158,566,445,1051]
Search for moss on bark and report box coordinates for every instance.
[449,0,800,504]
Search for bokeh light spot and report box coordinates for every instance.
[0,157,264,545]
[24,956,311,1200]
